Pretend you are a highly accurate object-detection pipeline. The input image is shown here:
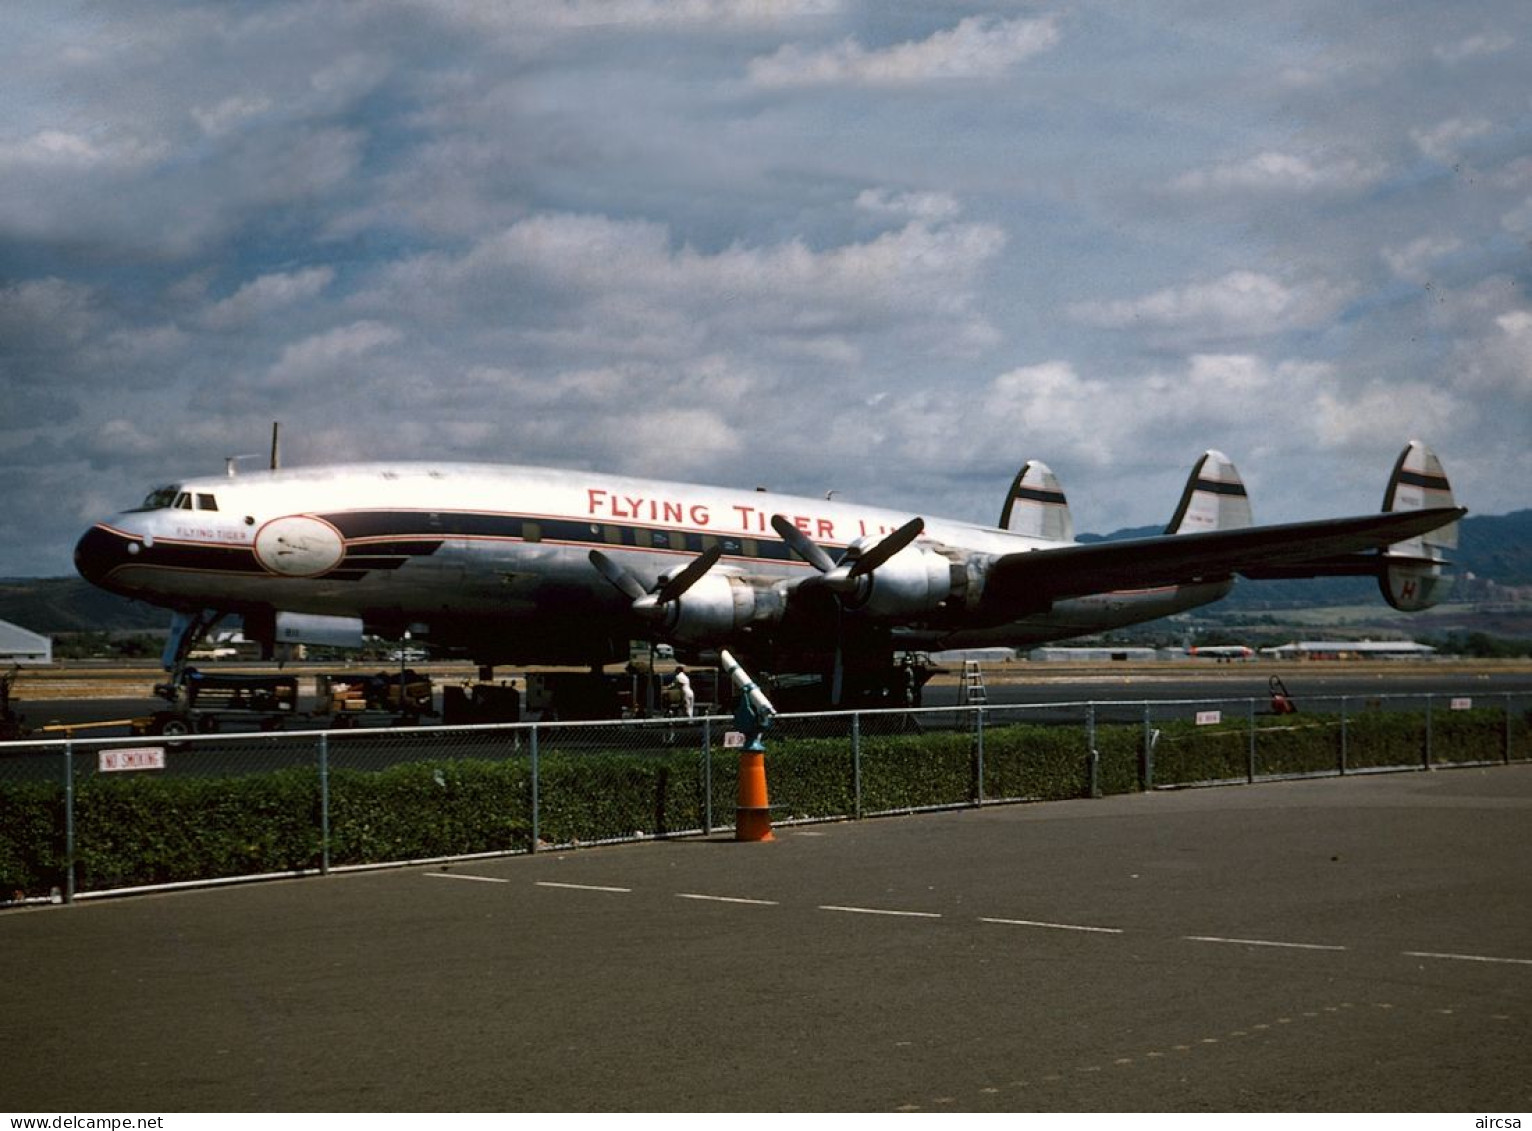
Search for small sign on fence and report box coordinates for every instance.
[99,747,166,773]
[1450,697,1473,711]
[723,731,746,749]
[1195,710,1222,726]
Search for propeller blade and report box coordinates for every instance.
[588,549,647,602]
[770,514,836,573]
[656,542,724,603]
[847,517,924,578]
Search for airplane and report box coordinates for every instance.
[1184,645,1255,660]
[73,439,1463,708]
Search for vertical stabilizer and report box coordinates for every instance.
[999,460,1073,542]
[1165,450,1252,534]
[1378,440,1457,610]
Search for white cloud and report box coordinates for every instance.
[0,277,100,351]
[1411,117,1492,164]
[0,129,168,172]
[419,0,840,33]
[855,188,962,223]
[199,266,336,330]
[1172,151,1384,195]
[266,320,404,386]
[1433,33,1515,64]
[749,15,1059,87]
[1312,380,1459,447]
[1450,307,1532,400]
[1382,236,1463,283]
[1501,196,1532,236]
[191,95,273,138]
[1068,271,1355,342]
[363,204,1006,362]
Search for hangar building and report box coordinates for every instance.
[0,619,52,665]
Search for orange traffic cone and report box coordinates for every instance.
[735,749,774,842]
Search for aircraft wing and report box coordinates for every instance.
[978,506,1466,615]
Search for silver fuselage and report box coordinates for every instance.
[75,462,1230,664]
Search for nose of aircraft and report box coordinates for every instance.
[74,523,135,592]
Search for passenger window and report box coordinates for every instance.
[522,522,541,544]
[196,494,218,511]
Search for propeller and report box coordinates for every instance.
[770,514,925,705]
[589,542,724,622]
[770,514,924,594]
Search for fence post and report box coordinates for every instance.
[530,724,540,852]
[1506,693,1514,766]
[1086,703,1099,799]
[1424,695,1433,770]
[63,739,76,905]
[852,711,862,820]
[318,731,330,876]
[1339,696,1348,775]
[1141,703,1153,792]
[974,706,986,806]
[1247,699,1256,784]
[702,716,713,836]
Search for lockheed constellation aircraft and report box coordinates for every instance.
[74,440,1462,705]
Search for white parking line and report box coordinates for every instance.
[979,917,1124,935]
[1185,935,1347,952]
[677,893,780,906]
[535,881,632,893]
[425,872,510,884]
[820,904,943,919]
[1404,950,1532,967]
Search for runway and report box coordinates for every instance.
[12,660,1532,736]
[3,763,1529,1111]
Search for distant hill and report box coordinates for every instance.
[0,578,167,635]
[1458,509,1532,586]
[2,510,1527,635]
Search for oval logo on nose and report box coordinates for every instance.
[253,515,346,577]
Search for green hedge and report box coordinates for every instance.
[1,706,1523,900]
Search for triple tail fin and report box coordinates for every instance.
[1378,440,1458,611]
[1165,450,1252,534]
[999,460,1074,542]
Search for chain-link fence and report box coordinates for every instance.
[3,689,1528,904]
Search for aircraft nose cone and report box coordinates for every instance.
[74,524,135,592]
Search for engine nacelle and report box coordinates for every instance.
[844,545,957,618]
[661,573,774,644]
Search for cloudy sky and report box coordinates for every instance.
[3,1,1529,577]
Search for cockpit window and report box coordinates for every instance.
[174,492,193,510]
[131,485,183,512]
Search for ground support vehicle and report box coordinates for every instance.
[313,669,437,728]
[133,668,300,736]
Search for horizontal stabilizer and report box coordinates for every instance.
[1238,440,1460,611]
[981,506,1465,616]
[999,460,1073,542]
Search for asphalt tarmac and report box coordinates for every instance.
[3,763,1529,1112]
[13,662,1532,736]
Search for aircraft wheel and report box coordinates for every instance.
[157,717,191,737]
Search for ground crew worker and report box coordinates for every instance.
[674,665,694,718]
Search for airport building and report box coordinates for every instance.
[1258,640,1436,660]
[1026,646,1162,663]
[0,619,52,665]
